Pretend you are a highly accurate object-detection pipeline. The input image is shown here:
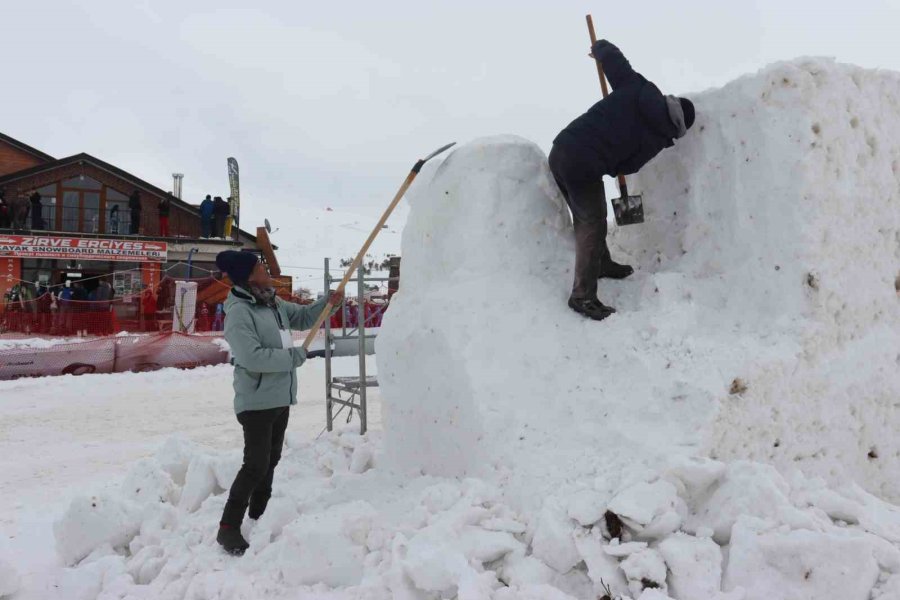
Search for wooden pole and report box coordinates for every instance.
[301,172,416,350]
[586,14,629,195]
[300,142,455,350]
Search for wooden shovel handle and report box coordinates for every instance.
[300,170,418,350]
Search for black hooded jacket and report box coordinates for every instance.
[553,40,680,176]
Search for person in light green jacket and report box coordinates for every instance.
[214,250,342,555]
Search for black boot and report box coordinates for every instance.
[217,525,249,556]
[568,297,616,321]
[599,258,634,280]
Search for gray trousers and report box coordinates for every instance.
[548,144,611,301]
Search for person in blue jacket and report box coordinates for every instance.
[550,39,695,321]
[214,250,342,555]
[200,195,214,238]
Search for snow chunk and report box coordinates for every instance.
[686,461,823,544]
[177,454,219,512]
[54,495,142,565]
[0,559,21,598]
[278,501,377,587]
[567,488,608,527]
[607,480,685,540]
[573,528,628,593]
[658,532,723,600]
[120,458,178,505]
[724,517,898,600]
[153,435,197,486]
[620,547,667,596]
[531,501,580,573]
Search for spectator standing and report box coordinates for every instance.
[213,196,229,238]
[109,204,120,234]
[141,287,158,331]
[129,191,142,235]
[159,194,172,237]
[200,195,214,238]
[0,191,9,228]
[29,192,44,229]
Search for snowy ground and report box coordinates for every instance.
[0,358,380,600]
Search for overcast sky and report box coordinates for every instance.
[3,1,899,233]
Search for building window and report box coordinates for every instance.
[105,187,131,235]
[84,192,100,233]
[36,184,57,230]
[61,191,80,232]
[62,176,102,190]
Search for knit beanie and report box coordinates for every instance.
[215,250,258,286]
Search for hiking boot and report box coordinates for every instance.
[599,259,634,280]
[217,524,249,556]
[568,297,616,321]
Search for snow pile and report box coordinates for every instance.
[380,57,900,500]
[54,58,900,600]
[50,434,900,600]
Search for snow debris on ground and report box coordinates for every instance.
[47,58,900,599]
[0,558,20,598]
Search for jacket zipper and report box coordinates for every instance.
[269,303,294,406]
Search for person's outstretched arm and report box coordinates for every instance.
[226,304,306,372]
[592,39,638,89]
[281,291,345,332]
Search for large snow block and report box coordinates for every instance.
[378,58,900,507]
[617,57,900,497]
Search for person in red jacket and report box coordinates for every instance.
[142,287,158,331]
[197,302,211,332]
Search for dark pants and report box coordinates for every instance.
[221,406,290,527]
[201,216,212,238]
[215,215,226,237]
[159,216,169,237]
[548,143,612,301]
[130,211,141,234]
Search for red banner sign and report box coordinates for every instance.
[0,235,167,263]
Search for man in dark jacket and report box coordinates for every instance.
[29,192,44,230]
[128,191,142,235]
[158,194,172,237]
[550,39,695,321]
[200,194,214,238]
[0,191,9,228]
[213,196,229,238]
[9,193,28,230]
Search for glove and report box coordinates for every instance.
[306,349,326,359]
[290,346,308,366]
[590,39,614,59]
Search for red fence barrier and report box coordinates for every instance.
[1,275,232,335]
[0,332,229,380]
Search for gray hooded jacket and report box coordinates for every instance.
[224,286,331,414]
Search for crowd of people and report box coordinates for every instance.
[199,194,233,238]
[0,187,234,240]
[0,189,47,230]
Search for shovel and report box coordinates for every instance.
[301,142,456,351]
[586,14,644,226]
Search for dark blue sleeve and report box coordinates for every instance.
[593,40,637,89]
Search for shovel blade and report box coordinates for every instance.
[611,194,644,226]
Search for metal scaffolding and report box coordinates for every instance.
[323,258,389,434]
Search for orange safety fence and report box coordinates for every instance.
[0,331,229,380]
